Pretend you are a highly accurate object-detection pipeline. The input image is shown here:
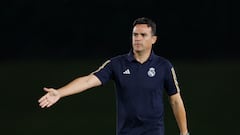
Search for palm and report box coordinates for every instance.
[38,88,60,108]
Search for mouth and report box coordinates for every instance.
[133,44,140,48]
[134,43,142,46]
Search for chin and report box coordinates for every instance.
[133,49,143,53]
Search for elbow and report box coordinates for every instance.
[170,100,179,107]
[170,98,183,108]
[169,93,183,107]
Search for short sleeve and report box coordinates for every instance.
[92,60,113,85]
[164,61,181,96]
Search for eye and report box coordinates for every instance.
[141,33,146,37]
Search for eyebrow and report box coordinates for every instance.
[133,32,147,35]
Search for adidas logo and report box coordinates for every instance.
[123,69,130,75]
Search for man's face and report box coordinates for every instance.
[132,24,157,53]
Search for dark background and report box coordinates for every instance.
[0,0,239,134]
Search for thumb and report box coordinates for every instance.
[43,87,53,92]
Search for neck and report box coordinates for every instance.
[133,50,151,64]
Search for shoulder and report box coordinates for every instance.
[97,53,128,69]
[109,53,129,62]
[154,54,173,67]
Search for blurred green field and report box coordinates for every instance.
[0,59,239,135]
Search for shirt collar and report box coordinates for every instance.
[127,49,155,62]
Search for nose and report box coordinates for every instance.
[134,35,142,41]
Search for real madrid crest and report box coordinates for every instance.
[147,67,156,77]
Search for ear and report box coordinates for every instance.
[151,36,157,44]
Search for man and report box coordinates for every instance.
[38,17,189,135]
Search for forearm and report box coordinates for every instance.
[57,74,101,98]
[170,95,188,134]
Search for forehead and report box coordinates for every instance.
[133,24,152,33]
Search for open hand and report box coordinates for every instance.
[38,87,61,108]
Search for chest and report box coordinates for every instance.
[113,62,166,90]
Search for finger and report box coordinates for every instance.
[43,87,52,92]
[40,97,54,108]
[38,95,47,103]
[46,102,53,108]
[43,100,54,108]
[39,100,49,108]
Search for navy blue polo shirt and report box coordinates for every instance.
[93,50,180,135]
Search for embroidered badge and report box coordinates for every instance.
[147,67,156,77]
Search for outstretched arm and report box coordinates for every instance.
[169,93,189,135]
[38,74,101,108]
